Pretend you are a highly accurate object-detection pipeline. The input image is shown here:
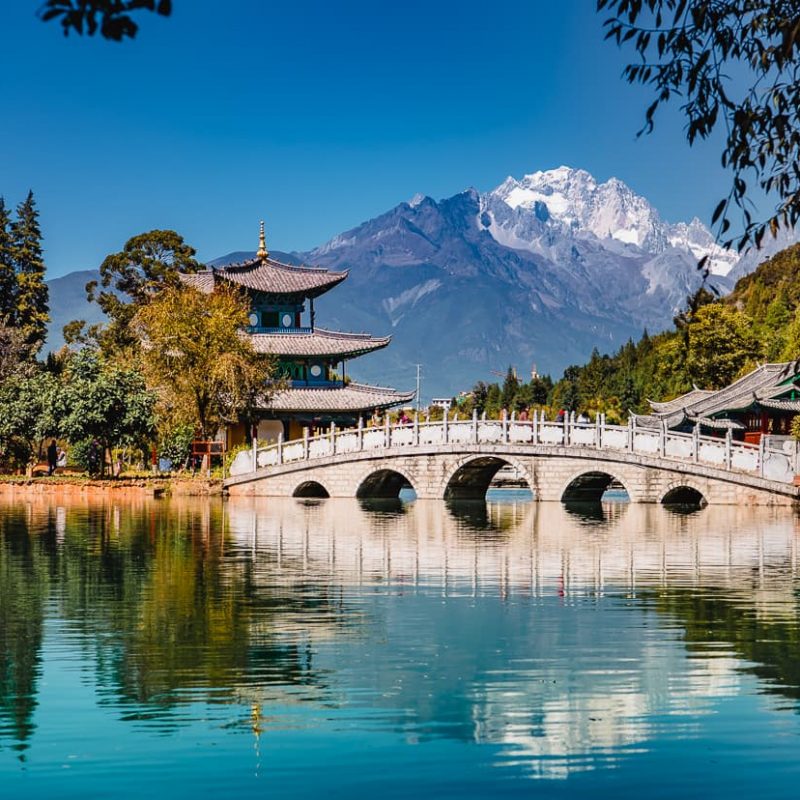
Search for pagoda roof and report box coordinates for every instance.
[179,255,347,299]
[261,382,415,414]
[647,388,715,414]
[247,328,391,359]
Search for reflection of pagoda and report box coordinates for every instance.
[181,222,413,446]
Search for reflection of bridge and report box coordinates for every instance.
[225,415,800,505]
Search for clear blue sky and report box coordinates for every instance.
[1,0,730,278]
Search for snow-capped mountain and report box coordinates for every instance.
[482,167,738,275]
[48,166,766,396]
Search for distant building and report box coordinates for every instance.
[632,362,800,443]
[180,222,414,446]
[431,398,452,411]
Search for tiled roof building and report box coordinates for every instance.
[633,361,800,443]
[181,221,413,445]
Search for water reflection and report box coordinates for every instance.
[0,495,798,788]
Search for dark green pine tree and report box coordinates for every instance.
[11,191,49,351]
[0,198,15,324]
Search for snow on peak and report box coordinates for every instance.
[483,166,737,275]
[408,192,427,208]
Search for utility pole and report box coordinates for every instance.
[415,364,422,413]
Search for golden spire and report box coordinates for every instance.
[257,220,269,260]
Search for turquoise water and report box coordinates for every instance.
[1,494,800,797]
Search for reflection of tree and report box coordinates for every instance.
[644,589,800,704]
[0,507,56,752]
[0,500,347,748]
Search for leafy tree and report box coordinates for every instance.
[39,0,171,41]
[133,284,275,439]
[685,305,760,388]
[59,348,156,474]
[484,383,502,418]
[0,323,31,384]
[471,381,490,415]
[86,229,200,353]
[11,191,49,352]
[599,0,800,259]
[501,366,518,411]
[0,369,60,469]
[0,199,15,324]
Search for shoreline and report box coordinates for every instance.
[0,476,224,498]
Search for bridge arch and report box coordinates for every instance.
[560,469,632,504]
[292,480,330,498]
[356,466,416,499]
[660,482,707,508]
[443,455,534,501]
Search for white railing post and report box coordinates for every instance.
[414,412,420,446]
[303,427,309,460]
[502,409,509,443]
[628,415,635,452]
[443,409,449,443]
[357,416,364,450]
[692,424,699,463]
[660,420,667,458]
[330,421,336,455]
[759,435,766,478]
[533,410,539,444]
[563,411,569,446]
[277,432,283,465]
[472,408,478,443]
[385,414,391,448]
[725,429,732,470]
[252,435,258,473]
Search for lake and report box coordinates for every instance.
[1,491,799,798]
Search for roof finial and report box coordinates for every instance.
[257,220,268,260]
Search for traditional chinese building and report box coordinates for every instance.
[633,360,800,443]
[180,222,414,447]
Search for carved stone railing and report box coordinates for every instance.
[228,411,799,485]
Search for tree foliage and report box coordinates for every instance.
[87,229,200,353]
[598,0,800,263]
[0,368,60,468]
[39,0,171,41]
[134,284,275,438]
[59,348,157,471]
[9,192,48,352]
[0,199,14,325]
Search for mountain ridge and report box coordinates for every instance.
[46,166,777,397]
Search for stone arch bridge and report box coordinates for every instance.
[224,415,800,506]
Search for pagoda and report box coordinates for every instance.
[180,222,414,446]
